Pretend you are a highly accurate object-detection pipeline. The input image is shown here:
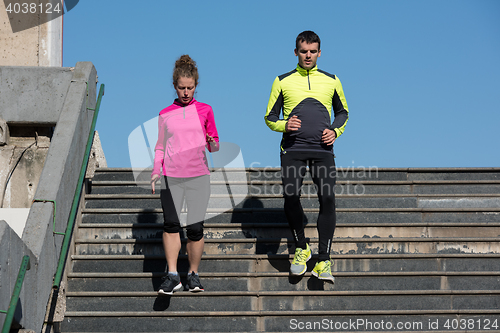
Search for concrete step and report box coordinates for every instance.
[61,167,500,333]
[70,254,500,274]
[63,290,500,313]
[67,271,500,292]
[82,209,500,224]
[74,237,500,255]
[83,193,500,210]
[76,222,500,241]
[91,167,500,182]
[90,180,500,195]
[59,310,500,332]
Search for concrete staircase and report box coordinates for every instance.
[61,168,500,332]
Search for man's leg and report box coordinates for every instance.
[281,151,311,275]
[310,153,336,260]
[281,152,308,249]
[309,153,336,282]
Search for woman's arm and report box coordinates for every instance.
[151,115,165,181]
[206,108,220,152]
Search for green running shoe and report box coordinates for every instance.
[312,260,335,283]
[290,244,311,275]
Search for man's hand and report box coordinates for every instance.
[322,129,336,145]
[286,115,301,132]
[151,174,160,194]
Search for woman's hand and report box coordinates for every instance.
[151,174,160,194]
[206,133,220,152]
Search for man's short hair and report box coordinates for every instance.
[296,30,321,51]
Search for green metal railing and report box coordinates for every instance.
[53,83,105,289]
[1,255,30,333]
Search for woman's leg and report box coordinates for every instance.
[162,232,181,272]
[186,230,204,273]
[161,176,185,273]
[184,175,210,273]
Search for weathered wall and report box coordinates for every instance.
[0,0,62,66]
[22,62,97,331]
[0,3,101,331]
[0,66,74,124]
[0,65,73,211]
[0,65,73,210]
[0,140,50,209]
[0,220,35,330]
[0,208,30,237]
[0,62,99,332]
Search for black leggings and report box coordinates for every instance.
[281,151,336,261]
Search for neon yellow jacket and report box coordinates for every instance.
[265,64,349,153]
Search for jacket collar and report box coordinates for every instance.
[173,98,196,107]
[296,64,318,75]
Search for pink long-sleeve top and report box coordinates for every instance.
[152,99,219,178]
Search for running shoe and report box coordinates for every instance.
[187,271,204,292]
[312,260,335,283]
[158,273,182,295]
[290,243,311,275]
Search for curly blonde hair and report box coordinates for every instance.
[173,54,199,87]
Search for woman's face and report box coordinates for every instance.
[175,76,196,105]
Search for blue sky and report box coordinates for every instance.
[63,0,500,169]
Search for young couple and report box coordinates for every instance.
[152,30,348,295]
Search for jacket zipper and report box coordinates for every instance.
[307,70,311,90]
[183,106,185,119]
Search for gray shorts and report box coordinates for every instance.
[160,175,210,232]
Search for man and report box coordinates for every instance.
[264,30,349,283]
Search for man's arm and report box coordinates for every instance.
[329,77,349,138]
[264,77,287,132]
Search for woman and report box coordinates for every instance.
[151,55,219,295]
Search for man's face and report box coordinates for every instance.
[294,41,321,70]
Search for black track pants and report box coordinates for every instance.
[281,151,336,261]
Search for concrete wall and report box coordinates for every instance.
[0,144,49,208]
[0,65,74,210]
[0,66,74,124]
[0,208,30,237]
[0,0,62,66]
[1,3,97,330]
[0,220,35,331]
[0,62,98,332]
